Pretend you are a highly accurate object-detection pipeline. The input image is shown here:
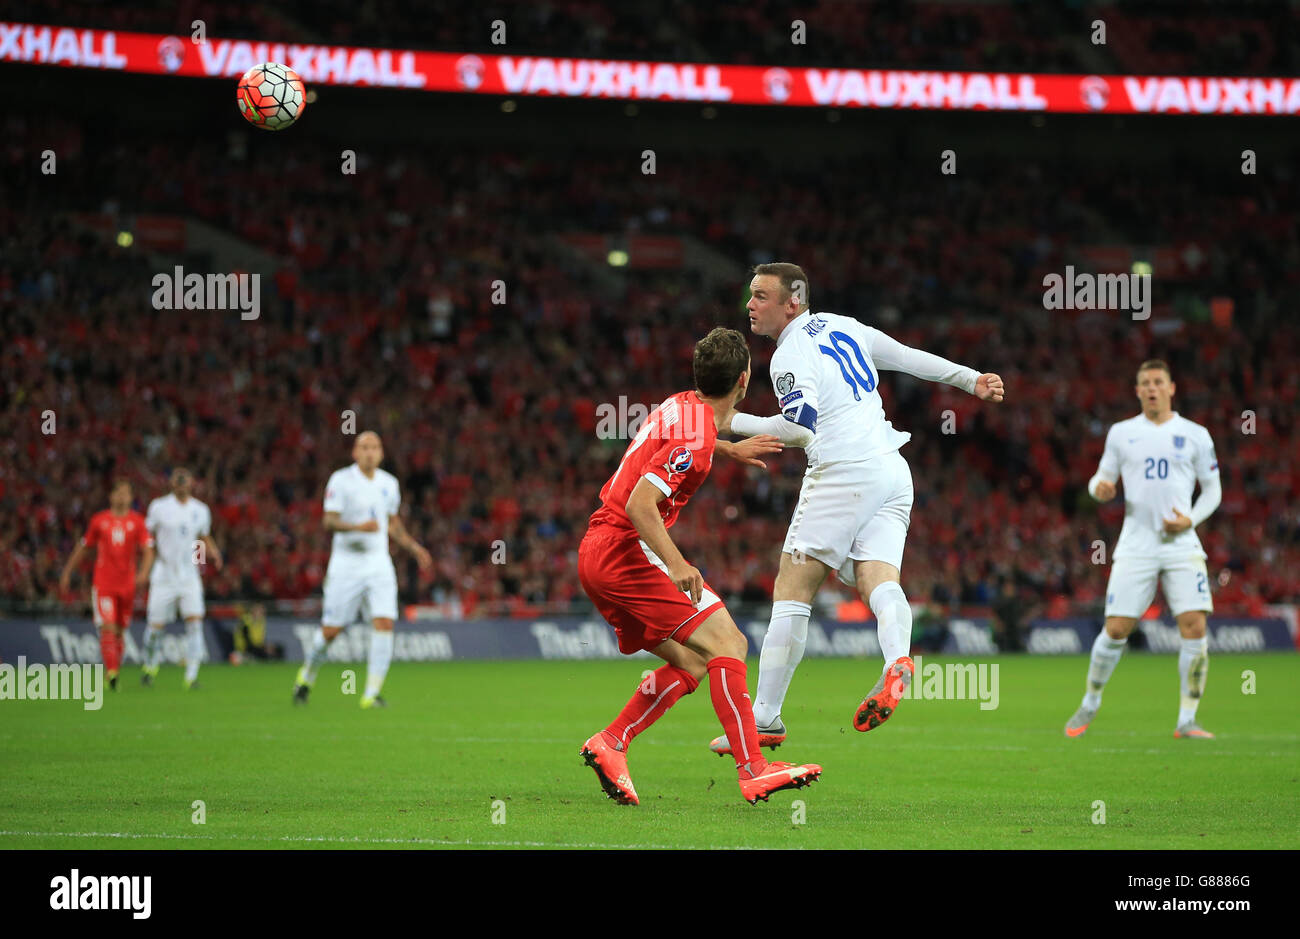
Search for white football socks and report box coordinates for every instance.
[301,628,331,684]
[144,626,164,669]
[1177,635,1209,726]
[364,629,394,699]
[1082,631,1127,710]
[184,619,204,682]
[870,581,913,666]
[752,600,811,728]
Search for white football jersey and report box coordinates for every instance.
[1097,412,1219,560]
[770,311,980,467]
[324,464,400,575]
[145,493,212,585]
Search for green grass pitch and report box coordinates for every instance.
[1,654,1296,849]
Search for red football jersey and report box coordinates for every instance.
[588,391,718,535]
[83,510,151,594]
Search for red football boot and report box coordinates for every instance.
[580,732,639,806]
[738,760,823,805]
[853,656,915,732]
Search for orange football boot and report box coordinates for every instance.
[580,732,639,805]
[739,760,823,805]
[853,656,914,732]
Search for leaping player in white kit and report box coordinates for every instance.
[1066,359,1221,739]
[139,468,223,689]
[293,431,433,708]
[712,262,1005,754]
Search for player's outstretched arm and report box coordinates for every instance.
[58,542,90,594]
[729,412,814,448]
[388,515,433,571]
[868,330,978,389]
[625,478,703,604]
[716,434,784,469]
[869,329,1005,401]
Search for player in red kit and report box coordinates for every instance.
[60,479,152,691]
[578,327,823,805]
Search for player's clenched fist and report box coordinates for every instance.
[975,373,1005,402]
[1093,479,1117,502]
[668,560,704,605]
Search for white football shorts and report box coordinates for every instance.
[782,449,914,588]
[147,579,205,624]
[1104,554,1213,618]
[322,567,398,626]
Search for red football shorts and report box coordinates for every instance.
[578,527,726,655]
[92,586,134,630]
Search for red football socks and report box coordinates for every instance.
[100,629,121,675]
[604,664,699,749]
[707,657,766,776]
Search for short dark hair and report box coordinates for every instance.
[1136,359,1172,381]
[751,262,810,310]
[110,477,131,494]
[693,327,751,398]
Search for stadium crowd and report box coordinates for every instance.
[2,103,1297,621]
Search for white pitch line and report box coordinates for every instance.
[0,830,772,850]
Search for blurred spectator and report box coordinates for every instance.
[213,602,284,663]
[992,578,1040,652]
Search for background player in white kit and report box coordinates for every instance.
[293,431,432,708]
[1066,360,1221,739]
[713,262,1005,753]
[139,468,223,689]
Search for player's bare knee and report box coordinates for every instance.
[686,610,748,661]
[373,618,394,633]
[651,640,709,682]
[702,625,748,661]
[725,625,749,660]
[683,655,709,683]
[1176,613,1208,639]
[681,646,711,681]
[1104,617,1137,640]
[855,560,901,605]
[771,573,813,605]
[773,550,826,604]
[322,626,342,641]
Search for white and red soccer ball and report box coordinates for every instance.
[236,62,307,130]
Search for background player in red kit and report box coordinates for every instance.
[60,479,152,691]
[578,327,823,805]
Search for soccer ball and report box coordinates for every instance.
[236,62,307,130]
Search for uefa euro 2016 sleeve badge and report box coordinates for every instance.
[665,446,693,475]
